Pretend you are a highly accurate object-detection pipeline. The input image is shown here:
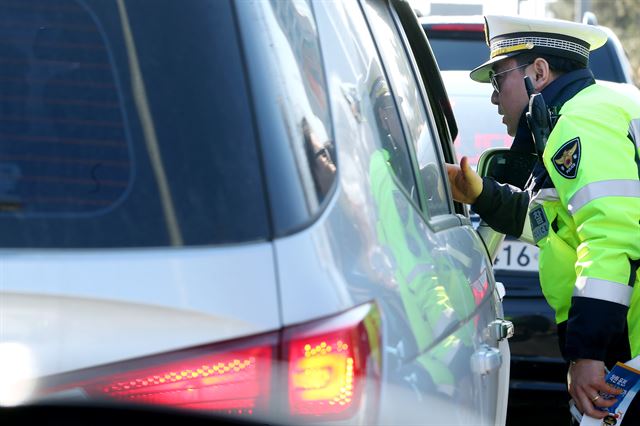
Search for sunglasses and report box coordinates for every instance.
[489,62,531,93]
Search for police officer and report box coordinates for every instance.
[446,15,640,422]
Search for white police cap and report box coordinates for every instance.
[470,15,608,83]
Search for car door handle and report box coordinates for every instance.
[489,319,514,341]
[471,344,502,376]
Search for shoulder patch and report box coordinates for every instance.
[551,137,581,179]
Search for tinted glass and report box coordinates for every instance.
[359,3,417,206]
[589,39,624,83]
[367,5,450,216]
[267,0,335,207]
[425,32,488,71]
[0,0,269,247]
[448,91,513,167]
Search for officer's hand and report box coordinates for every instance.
[568,359,622,419]
[446,156,483,204]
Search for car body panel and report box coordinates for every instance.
[0,245,280,376]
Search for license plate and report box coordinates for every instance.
[493,241,539,272]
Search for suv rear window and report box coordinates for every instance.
[0,0,269,248]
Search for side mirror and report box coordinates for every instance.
[476,148,537,189]
[474,148,537,263]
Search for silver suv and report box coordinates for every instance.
[0,1,510,425]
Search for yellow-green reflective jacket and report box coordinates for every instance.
[537,82,640,359]
[474,77,640,362]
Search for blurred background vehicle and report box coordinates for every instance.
[0,1,511,425]
[420,11,638,425]
[422,14,635,83]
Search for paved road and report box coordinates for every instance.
[507,389,570,425]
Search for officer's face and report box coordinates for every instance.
[490,58,531,136]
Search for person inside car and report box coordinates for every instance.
[445,15,640,422]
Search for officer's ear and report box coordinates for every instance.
[531,58,553,91]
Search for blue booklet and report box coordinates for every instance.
[579,360,640,425]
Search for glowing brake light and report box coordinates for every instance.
[37,303,380,422]
[83,346,272,413]
[287,331,360,417]
[283,303,380,420]
[39,334,277,416]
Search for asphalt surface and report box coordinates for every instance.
[507,389,571,425]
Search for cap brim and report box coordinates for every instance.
[469,51,521,83]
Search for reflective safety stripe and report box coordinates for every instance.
[573,277,633,306]
[567,180,640,214]
[532,188,559,202]
[630,118,640,148]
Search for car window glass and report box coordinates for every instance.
[427,38,489,71]
[314,1,418,209]
[589,39,622,83]
[0,0,270,247]
[447,90,513,167]
[266,0,335,208]
[364,2,450,216]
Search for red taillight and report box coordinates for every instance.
[288,333,357,415]
[83,346,272,413]
[38,303,381,422]
[39,334,277,416]
[285,304,379,419]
